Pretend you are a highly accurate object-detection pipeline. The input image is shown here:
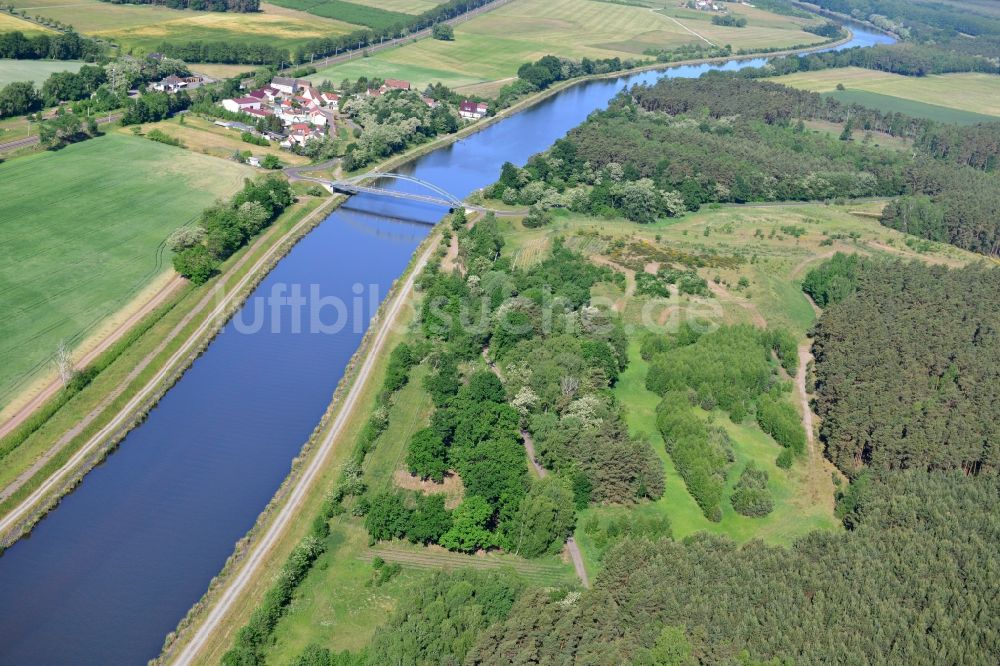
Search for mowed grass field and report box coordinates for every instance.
[774,67,1000,117]
[0,59,84,88]
[0,133,250,407]
[655,3,828,50]
[310,0,826,92]
[8,1,361,54]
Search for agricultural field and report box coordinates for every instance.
[0,133,250,408]
[0,10,51,34]
[268,0,413,30]
[497,201,978,566]
[655,3,829,50]
[7,1,361,54]
[0,59,83,88]
[309,0,827,93]
[773,67,1000,118]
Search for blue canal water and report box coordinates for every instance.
[0,26,892,665]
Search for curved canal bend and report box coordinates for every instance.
[0,27,892,665]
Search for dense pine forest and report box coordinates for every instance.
[807,257,1000,476]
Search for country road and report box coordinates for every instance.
[170,231,440,665]
[0,196,336,542]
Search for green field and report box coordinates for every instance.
[825,89,997,125]
[0,59,84,88]
[0,133,250,408]
[774,67,1000,118]
[268,0,413,30]
[8,1,361,54]
[310,0,827,93]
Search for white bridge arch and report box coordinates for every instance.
[328,171,467,210]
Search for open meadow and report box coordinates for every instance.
[309,0,827,93]
[773,67,1000,118]
[8,1,361,55]
[129,114,311,165]
[0,59,84,88]
[0,133,250,408]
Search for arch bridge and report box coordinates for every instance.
[309,171,521,217]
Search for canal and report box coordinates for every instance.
[0,26,893,665]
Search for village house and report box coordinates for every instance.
[221,97,262,113]
[421,95,439,108]
[152,75,187,93]
[321,92,340,109]
[459,100,489,119]
[383,79,411,92]
[269,76,312,95]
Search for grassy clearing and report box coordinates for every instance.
[187,62,256,79]
[310,0,824,91]
[0,11,52,34]
[356,0,438,12]
[0,59,83,88]
[8,1,361,54]
[131,114,310,165]
[594,342,839,548]
[269,0,412,30]
[0,132,250,409]
[774,67,1000,117]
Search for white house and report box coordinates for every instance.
[221,97,262,113]
[308,109,328,126]
[270,76,298,95]
[321,92,340,109]
[459,100,488,119]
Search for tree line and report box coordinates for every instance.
[0,29,102,61]
[97,0,258,11]
[807,0,1000,58]
[468,469,1000,664]
[493,77,1000,255]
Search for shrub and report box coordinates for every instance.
[731,462,773,517]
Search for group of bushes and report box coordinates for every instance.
[646,324,804,518]
[656,391,733,521]
[730,462,773,516]
[171,176,293,284]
